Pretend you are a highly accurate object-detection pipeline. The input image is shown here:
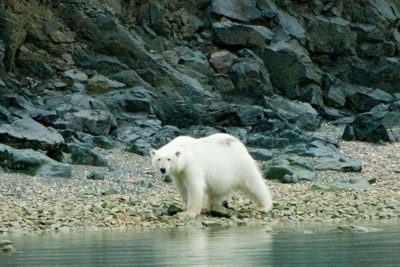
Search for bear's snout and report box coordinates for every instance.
[160,168,166,174]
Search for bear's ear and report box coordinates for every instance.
[149,149,156,158]
[175,151,181,157]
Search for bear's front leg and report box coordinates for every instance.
[172,177,188,210]
[180,177,204,218]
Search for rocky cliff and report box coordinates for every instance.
[0,0,399,179]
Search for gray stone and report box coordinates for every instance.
[248,148,273,161]
[254,40,322,90]
[87,171,105,181]
[264,95,321,131]
[312,157,362,173]
[229,57,273,97]
[64,69,88,82]
[306,16,353,55]
[211,0,262,22]
[62,110,117,136]
[263,156,317,183]
[330,177,372,191]
[0,117,64,150]
[346,88,395,112]
[210,203,235,218]
[213,20,273,47]
[0,144,71,178]
[167,204,183,216]
[0,240,13,253]
[344,110,400,143]
[64,143,108,167]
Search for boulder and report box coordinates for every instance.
[306,16,353,55]
[212,20,273,47]
[263,95,321,131]
[59,110,117,136]
[0,144,71,178]
[254,40,322,90]
[209,50,237,74]
[229,57,273,97]
[211,0,262,22]
[0,117,64,150]
[343,109,400,143]
[57,143,108,167]
[263,155,317,183]
[345,88,395,112]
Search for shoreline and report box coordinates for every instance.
[1,123,400,235]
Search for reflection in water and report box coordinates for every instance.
[1,224,399,267]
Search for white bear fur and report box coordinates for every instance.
[150,133,273,218]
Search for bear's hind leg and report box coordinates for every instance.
[240,174,273,213]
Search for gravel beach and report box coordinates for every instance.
[1,123,400,235]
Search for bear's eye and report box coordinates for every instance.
[167,158,171,161]
[158,158,161,161]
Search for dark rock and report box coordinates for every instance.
[0,240,13,253]
[324,81,358,109]
[263,95,321,131]
[273,9,306,40]
[210,203,235,218]
[99,88,155,121]
[86,75,125,93]
[0,144,71,178]
[306,16,353,55]
[74,52,131,76]
[0,117,64,150]
[211,0,262,22]
[254,40,322,91]
[345,88,395,112]
[262,155,317,183]
[312,157,362,172]
[0,104,11,124]
[344,110,400,143]
[357,40,395,58]
[342,124,356,141]
[212,20,273,47]
[113,120,182,155]
[314,177,372,191]
[139,1,171,37]
[91,11,213,103]
[138,179,153,188]
[174,46,211,71]
[60,143,108,167]
[59,130,116,149]
[60,110,117,136]
[229,57,273,97]
[167,204,183,216]
[212,74,235,94]
[87,171,105,181]
[17,45,55,79]
[101,188,120,196]
[248,148,273,161]
[350,57,400,94]
[108,70,152,89]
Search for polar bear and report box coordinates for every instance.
[150,133,273,218]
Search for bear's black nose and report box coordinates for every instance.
[160,168,166,174]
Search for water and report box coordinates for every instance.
[1,223,400,267]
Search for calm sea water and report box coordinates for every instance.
[1,223,399,267]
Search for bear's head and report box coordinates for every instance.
[150,149,183,177]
